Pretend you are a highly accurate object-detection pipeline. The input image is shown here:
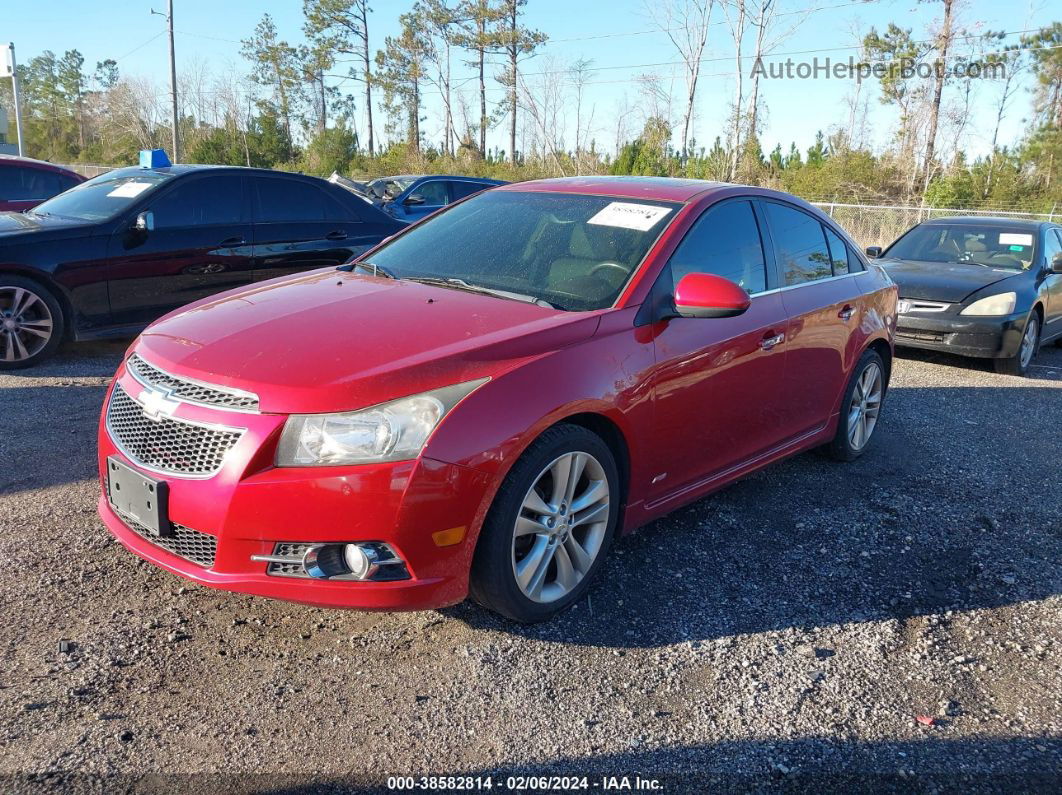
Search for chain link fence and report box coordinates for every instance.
[811,202,1058,249]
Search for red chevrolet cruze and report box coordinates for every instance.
[97,177,897,622]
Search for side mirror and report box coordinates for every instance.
[1051,252,1062,274]
[673,272,751,319]
[134,210,155,233]
[403,193,426,206]
[865,245,882,258]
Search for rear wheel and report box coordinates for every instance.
[826,349,885,462]
[470,424,619,623]
[0,276,64,369]
[994,312,1039,376]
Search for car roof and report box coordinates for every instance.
[97,164,332,181]
[921,215,1046,229]
[371,174,505,184]
[497,176,730,202]
[0,154,83,177]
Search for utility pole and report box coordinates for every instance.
[2,43,24,156]
[167,0,179,161]
[153,2,179,161]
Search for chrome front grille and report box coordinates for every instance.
[115,508,217,568]
[127,354,260,412]
[106,384,244,477]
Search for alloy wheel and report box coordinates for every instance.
[0,286,54,363]
[511,451,611,604]
[847,361,882,451]
[1019,317,1039,369]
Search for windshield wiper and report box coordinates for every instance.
[405,276,559,309]
[338,261,397,279]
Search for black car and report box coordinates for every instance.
[867,216,1062,375]
[0,164,403,368]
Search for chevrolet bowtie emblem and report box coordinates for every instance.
[140,387,180,421]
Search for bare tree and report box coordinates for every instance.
[920,0,956,192]
[722,0,748,178]
[646,0,713,159]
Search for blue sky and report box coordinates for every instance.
[5,0,1056,160]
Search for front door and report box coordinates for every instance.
[649,199,790,501]
[105,173,253,327]
[1042,228,1062,340]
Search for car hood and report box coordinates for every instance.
[0,211,97,240]
[880,258,1021,303]
[135,269,601,414]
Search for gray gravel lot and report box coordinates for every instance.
[1,339,1060,792]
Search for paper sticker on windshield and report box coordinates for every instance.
[588,202,672,231]
[107,181,153,198]
[999,232,1032,247]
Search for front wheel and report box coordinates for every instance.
[469,424,619,623]
[994,313,1039,376]
[0,276,64,369]
[825,349,886,462]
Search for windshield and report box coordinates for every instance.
[365,190,678,311]
[29,170,173,222]
[886,223,1037,270]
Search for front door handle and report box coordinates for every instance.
[838,305,855,321]
[760,332,785,350]
[326,230,348,241]
[219,236,245,247]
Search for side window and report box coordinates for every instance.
[0,167,63,200]
[450,181,487,201]
[59,174,81,193]
[668,200,768,294]
[255,178,339,223]
[150,175,243,228]
[1044,228,1062,265]
[847,247,865,273]
[823,226,850,276]
[414,180,449,206]
[763,202,832,286]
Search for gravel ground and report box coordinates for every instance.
[1,339,1060,792]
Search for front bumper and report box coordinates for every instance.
[894,310,1027,359]
[96,366,493,611]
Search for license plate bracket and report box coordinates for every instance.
[106,456,171,537]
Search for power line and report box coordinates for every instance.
[114,31,166,64]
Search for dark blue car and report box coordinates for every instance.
[343,175,508,223]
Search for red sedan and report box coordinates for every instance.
[96,177,897,622]
[0,155,84,212]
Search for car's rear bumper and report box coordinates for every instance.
[894,311,1026,359]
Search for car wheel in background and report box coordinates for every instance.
[825,348,886,462]
[0,276,64,370]
[994,312,1039,376]
[470,424,619,623]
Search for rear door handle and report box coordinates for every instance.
[219,236,245,247]
[760,332,785,350]
[838,305,855,321]
[326,230,348,241]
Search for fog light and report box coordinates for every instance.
[343,543,380,580]
[302,544,350,579]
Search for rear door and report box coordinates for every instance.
[759,199,863,437]
[251,175,378,282]
[649,198,791,500]
[105,173,253,327]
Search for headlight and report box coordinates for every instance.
[276,379,488,466]
[960,292,1016,316]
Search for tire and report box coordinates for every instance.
[993,312,1039,376]
[0,276,64,370]
[469,424,620,623]
[825,349,886,462]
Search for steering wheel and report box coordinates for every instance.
[590,262,629,278]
